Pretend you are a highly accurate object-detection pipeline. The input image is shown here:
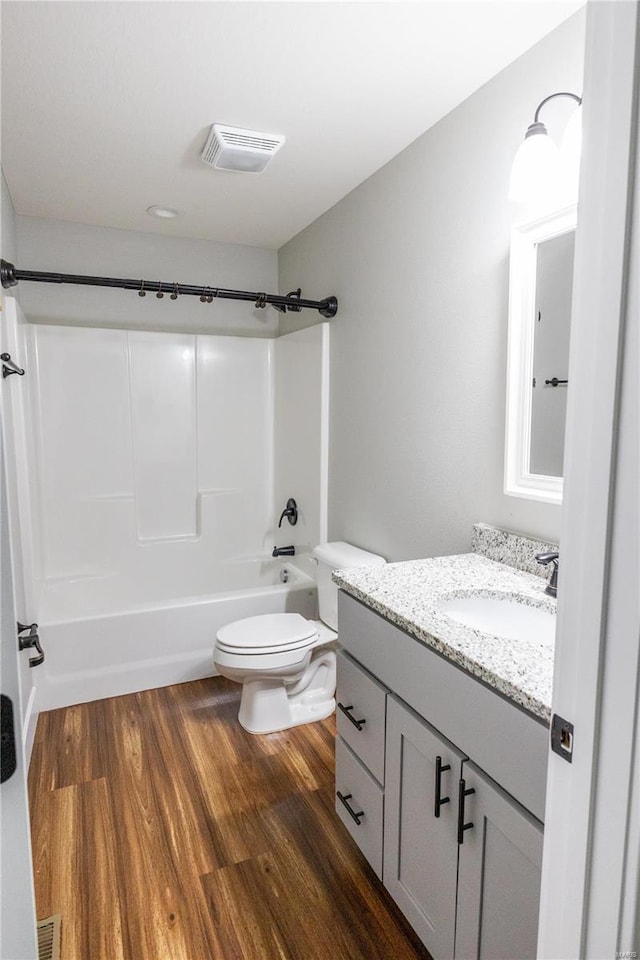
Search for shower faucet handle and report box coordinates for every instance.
[277,498,298,528]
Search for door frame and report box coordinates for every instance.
[1,296,40,759]
[537,2,640,957]
[0,401,38,959]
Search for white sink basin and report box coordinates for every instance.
[440,595,555,644]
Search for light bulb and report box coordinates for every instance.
[509,123,560,203]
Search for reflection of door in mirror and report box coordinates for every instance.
[530,230,575,477]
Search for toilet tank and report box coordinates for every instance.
[312,541,386,632]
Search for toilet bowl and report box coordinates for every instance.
[213,541,385,734]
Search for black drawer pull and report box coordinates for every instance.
[457,777,476,844]
[336,791,364,825]
[337,702,366,731]
[434,755,451,817]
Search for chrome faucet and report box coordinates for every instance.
[535,552,559,598]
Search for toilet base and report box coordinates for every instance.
[237,648,336,735]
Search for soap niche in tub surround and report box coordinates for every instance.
[472,522,558,578]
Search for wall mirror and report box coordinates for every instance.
[505,204,576,504]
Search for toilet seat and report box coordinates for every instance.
[216,612,319,656]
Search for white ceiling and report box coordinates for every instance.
[1,1,582,250]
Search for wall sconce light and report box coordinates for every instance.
[509,92,582,203]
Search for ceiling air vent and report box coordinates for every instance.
[201,124,285,174]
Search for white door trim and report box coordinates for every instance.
[537,2,640,958]
[0,420,38,960]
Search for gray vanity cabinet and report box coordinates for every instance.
[384,695,466,960]
[335,591,547,960]
[383,695,543,960]
[454,759,543,960]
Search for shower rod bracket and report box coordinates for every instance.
[1,260,17,289]
[0,260,338,319]
[273,288,303,314]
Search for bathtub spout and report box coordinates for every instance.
[272,545,295,557]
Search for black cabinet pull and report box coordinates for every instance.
[434,755,451,817]
[336,791,365,826]
[457,777,475,844]
[17,621,45,668]
[337,702,366,731]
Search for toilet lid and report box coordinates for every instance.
[216,613,318,654]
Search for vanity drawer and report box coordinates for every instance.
[336,649,387,784]
[335,736,384,879]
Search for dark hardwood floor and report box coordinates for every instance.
[28,676,430,960]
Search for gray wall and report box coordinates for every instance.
[14,216,278,337]
[1,169,17,264]
[279,12,585,560]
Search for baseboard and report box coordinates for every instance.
[36,647,219,711]
[22,684,39,765]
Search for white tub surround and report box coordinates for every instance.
[7,318,330,710]
[30,326,274,602]
[333,553,555,722]
[273,324,329,579]
[29,322,330,612]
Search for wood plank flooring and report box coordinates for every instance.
[28,677,430,960]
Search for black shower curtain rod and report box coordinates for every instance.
[0,259,338,318]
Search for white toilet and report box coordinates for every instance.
[213,541,386,734]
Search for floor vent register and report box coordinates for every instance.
[37,914,61,960]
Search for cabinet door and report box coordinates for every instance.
[384,696,466,960]
[455,760,543,960]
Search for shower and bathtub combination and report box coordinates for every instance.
[1,294,332,729]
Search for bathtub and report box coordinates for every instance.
[36,560,318,711]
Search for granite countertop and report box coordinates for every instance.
[333,553,556,722]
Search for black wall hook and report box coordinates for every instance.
[17,621,45,667]
[1,353,25,378]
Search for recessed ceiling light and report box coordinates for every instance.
[146,205,182,219]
